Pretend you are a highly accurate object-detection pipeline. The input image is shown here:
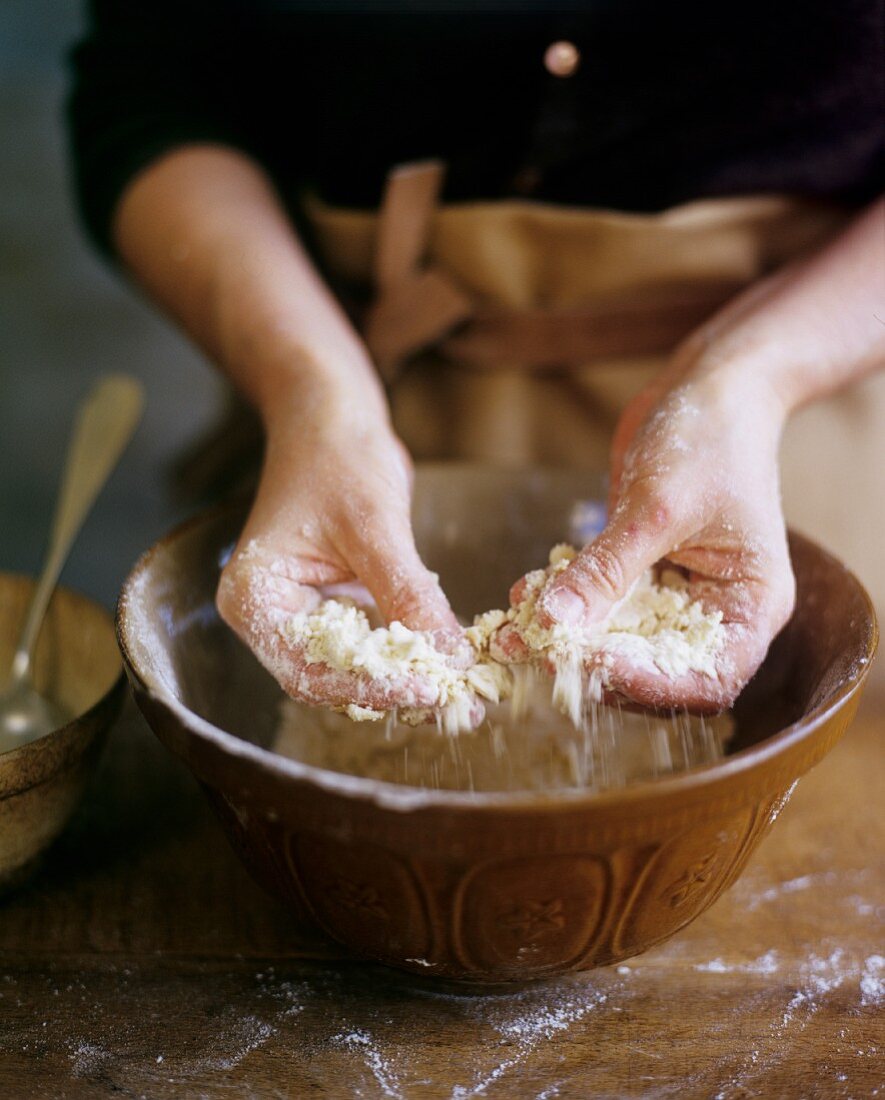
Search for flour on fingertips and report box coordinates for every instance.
[489,544,727,724]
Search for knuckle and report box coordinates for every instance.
[774,593,796,631]
[778,566,798,623]
[771,585,796,633]
[338,493,396,542]
[764,559,797,632]
[629,482,674,532]
[385,572,446,627]
[509,576,529,608]
[717,662,748,706]
[387,589,427,624]
[345,503,385,542]
[615,479,680,548]
[645,492,674,533]
[573,544,626,602]
[216,561,247,627]
[724,624,771,695]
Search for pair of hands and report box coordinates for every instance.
[113,150,879,717]
[217,342,794,717]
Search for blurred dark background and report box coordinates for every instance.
[0,1,222,609]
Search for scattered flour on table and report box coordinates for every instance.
[449,982,610,1099]
[67,1041,111,1078]
[202,1015,277,1071]
[735,868,873,912]
[695,948,883,1099]
[860,955,884,1007]
[694,950,781,974]
[331,1030,403,1099]
[281,543,726,732]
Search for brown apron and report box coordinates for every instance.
[305,163,885,689]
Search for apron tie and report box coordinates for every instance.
[363,161,474,383]
[364,162,753,379]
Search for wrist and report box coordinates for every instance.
[260,355,392,445]
[231,330,389,435]
[681,345,793,428]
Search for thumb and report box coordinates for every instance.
[347,518,461,638]
[537,492,677,629]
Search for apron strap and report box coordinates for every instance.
[373,160,442,290]
[364,161,474,382]
[441,280,747,370]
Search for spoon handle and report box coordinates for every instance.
[10,375,145,682]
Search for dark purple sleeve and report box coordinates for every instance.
[67,0,256,256]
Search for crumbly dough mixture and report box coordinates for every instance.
[284,600,510,733]
[282,544,726,731]
[503,544,727,723]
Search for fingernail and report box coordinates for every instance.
[542,588,586,626]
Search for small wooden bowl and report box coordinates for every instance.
[0,574,125,894]
[117,465,878,985]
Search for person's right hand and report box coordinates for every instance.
[492,348,796,714]
[216,394,465,714]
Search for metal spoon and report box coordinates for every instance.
[0,375,144,752]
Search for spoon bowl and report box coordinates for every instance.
[0,678,70,746]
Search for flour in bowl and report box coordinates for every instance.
[273,688,734,793]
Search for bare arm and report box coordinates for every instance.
[115,144,461,712]
[527,198,885,710]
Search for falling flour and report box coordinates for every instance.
[281,544,726,732]
[274,689,733,793]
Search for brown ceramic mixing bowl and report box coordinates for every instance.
[117,465,877,984]
[0,574,125,894]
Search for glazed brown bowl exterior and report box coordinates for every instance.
[117,465,877,984]
[0,573,125,894]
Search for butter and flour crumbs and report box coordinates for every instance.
[504,544,727,724]
[284,599,509,734]
[282,544,726,731]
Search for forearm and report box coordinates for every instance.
[561,199,883,708]
[687,197,885,415]
[112,143,387,431]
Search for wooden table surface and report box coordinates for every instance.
[0,686,882,1100]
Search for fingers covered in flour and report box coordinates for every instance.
[343,508,461,637]
[598,535,794,713]
[217,543,443,711]
[215,417,468,714]
[537,490,679,631]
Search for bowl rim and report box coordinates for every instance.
[116,496,879,814]
[0,570,125,773]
